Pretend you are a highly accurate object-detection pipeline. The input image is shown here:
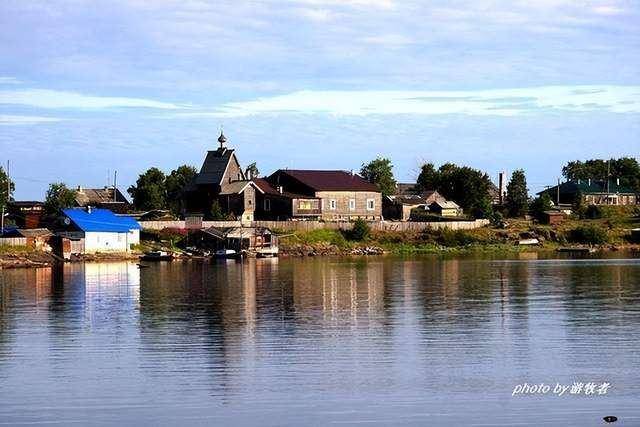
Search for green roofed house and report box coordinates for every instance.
[538,179,638,206]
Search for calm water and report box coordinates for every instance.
[1,255,639,426]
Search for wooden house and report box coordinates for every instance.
[253,169,382,221]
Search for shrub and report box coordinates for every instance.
[436,229,479,246]
[567,225,609,245]
[349,218,371,241]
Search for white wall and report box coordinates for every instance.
[84,230,139,253]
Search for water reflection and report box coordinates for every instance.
[0,256,639,425]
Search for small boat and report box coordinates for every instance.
[214,249,238,259]
[141,251,174,261]
[557,247,595,254]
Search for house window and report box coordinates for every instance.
[264,199,271,211]
[329,199,337,210]
[298,200,313,210]
[349,199,356,211]
[366,199,375,211]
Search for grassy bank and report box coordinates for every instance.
[278,211,640,256]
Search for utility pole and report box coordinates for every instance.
[556,177,560,206]
[113,170,117,202]
[1,160,9,235]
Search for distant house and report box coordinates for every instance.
[538,179,638,206]
[74,186,132,213]
[429,200,462,217]
[254,169,382,221]
[383,183,447,221]
[183,132,260,221]
[59,208,140,253]
[7,201,45,228]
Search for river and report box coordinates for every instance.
[1,254,639,426]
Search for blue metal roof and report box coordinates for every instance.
[63,208,141,232]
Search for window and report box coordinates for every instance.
[366,199,375,211]
[264,199,271,211]
[349,199,356,211]
[329,199,337,210]
[298,200,313,210]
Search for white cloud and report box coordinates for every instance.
[592,5,624,15]
[203,86,640,117]
[0,89,190,110]
[0,115,64,125]
[0,77,22,85]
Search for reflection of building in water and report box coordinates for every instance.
[83,262,141,306]
[291,259,385,321]
[0,268,52,310]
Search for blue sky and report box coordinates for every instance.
[0,0,638,199]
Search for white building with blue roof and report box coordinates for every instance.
[61,208,141,253]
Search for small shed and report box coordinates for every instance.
[541,210,566,225]
[61,208,141,253]
[198,226,278,256]
[429,200,462,217]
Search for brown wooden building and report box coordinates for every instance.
[253,169,382,220]
[183,131,258,221]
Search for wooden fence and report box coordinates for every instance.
[0,237,28,247]
[139,219,489,232]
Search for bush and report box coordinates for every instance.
[349,218,371,241]
[567,225,609,245]
[436,229,479,246]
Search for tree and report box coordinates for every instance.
[415,163,439,191]
[416,162,494,218]
[209,200,226,220]
[530,193,553,221]
[505,169,529,217]
[165,165,197,215]
[562,157,640,191]
[128,167,167,211]
[572,189,587,218]
[0,166,15,212]
[44,183,77,215]
[245,162,259,179]
[360,157,397,196]
[349,218,371,241]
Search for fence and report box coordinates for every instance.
[0,237,28,247]
[139,219,490,232]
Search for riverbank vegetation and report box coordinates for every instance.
[278,207,640,256]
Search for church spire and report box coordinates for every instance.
[217,129,227,149]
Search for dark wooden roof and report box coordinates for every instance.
[272,170,379,192]
[75,187,129,206]
[252,178,316,199]
[194,148,237,185]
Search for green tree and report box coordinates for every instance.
[417,162,494,218]
[415,163,439,191]
[562,157,640,191]
[572,189,587,218]
[44,183,77,215]
[349,218,371,241]
[245,162,259,179]
[0,166,15,212]
[165,165,197,215]
[128,167,167,211]
[360,157,397,196]
[505,169,529,217]
[209,200,226,220]
[530,193,553,221]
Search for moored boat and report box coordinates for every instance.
[140,251,174,261]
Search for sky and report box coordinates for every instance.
[0,0,638,199]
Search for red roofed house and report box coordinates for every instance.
[253,169,382,221]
